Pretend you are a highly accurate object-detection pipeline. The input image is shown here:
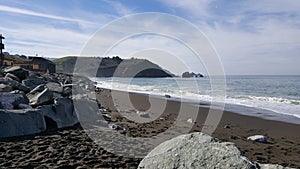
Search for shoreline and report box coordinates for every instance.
[96,88,300,167]
[1,87,299,168]
[95,84,300,125]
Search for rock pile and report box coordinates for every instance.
[0,66,96,138]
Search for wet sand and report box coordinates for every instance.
[0,88,299,168]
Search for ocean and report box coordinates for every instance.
[92,75,300,124]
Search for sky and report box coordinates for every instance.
[0,0,300,75]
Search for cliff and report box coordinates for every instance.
[53,56,174,78]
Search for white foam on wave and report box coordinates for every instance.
[95,80,300,119]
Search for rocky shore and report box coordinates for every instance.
[0,66,299,168]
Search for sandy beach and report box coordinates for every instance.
[0,88,299,168]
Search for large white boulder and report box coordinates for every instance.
[0,109,46,138]
[138,132,255,169]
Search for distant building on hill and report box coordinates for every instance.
[13,56,56,73]
[3,57,14,66]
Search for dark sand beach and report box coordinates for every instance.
[1,88,299,168]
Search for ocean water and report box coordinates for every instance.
[92,76,300,124]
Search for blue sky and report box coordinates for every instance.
[0,0,300,75]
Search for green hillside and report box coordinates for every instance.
[53,56,174,77]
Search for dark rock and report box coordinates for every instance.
[0,83,12,92]
[0,91,29,109]
[4,66,29,81]
[39,98,78,128]
[165,94,171,98]
[0,77,30,93]
[108,123,125,131]
[182,71,204,78]
[46,82,63,95]
[5,73,20,82]
[17,103,32,109]
[62,86,72,97]
[224,125,230,129]
[0,109,46,138]
[22,76,46,90]
[28,87,53,106]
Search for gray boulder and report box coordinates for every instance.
[138,132,255,169]
[22,76,46,90]
[5,73,21,82]
[28,87,53,106]
[0,91,29,109]
[0,77,30,93]
[18,103,32,109]
[46,82,64,99]
[40,98,78,128]
[0,109,46,138]
[4,66,29,81]
[0,83,12,92]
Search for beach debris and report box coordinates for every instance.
[99,108,108,112]
[108,123,125,131]
[138,132,256,169]
[137,111,150,118]
[165,94,171,98]
[159,117,165,120]
[247,135,267,143]
[187,118,193,123]
[102,113,112,120]
[224,125,230,129]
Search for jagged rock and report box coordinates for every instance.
[22,76,46,90]
[0,83,12,92]
[39,98,78,128]
[5,73,20,82]
[0,91,29,109]
[62,86,72,97]
[0,77,30,93]
[247,135,267,143]
[0,109,46,138]
[46,82,64,99]
[53,98,78,128]
[46,82,62,93]
[4,66,29,81]
[18,103,32,109]
[73,98,99,123]
[138,132,255,169]
[28,88,53,106]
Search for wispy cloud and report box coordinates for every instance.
[0,5,95,25]
[103,0,134,16]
